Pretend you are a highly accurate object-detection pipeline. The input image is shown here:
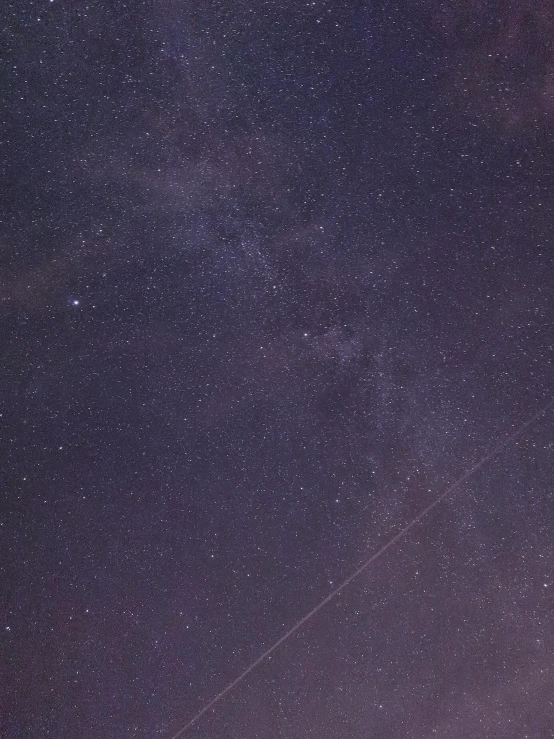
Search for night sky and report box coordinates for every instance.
[2,1,554,737]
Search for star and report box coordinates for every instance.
[4,3,554,738]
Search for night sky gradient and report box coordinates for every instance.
[2,2,554,738]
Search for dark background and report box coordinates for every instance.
[1,1,553,737]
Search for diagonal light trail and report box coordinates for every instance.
[168,396,554,739]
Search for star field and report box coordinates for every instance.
[1,2,554,738]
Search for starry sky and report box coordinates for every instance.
[2,1,554,737]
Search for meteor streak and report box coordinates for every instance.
[169,397,554,739]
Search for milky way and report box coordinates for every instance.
[2,2,554,738]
